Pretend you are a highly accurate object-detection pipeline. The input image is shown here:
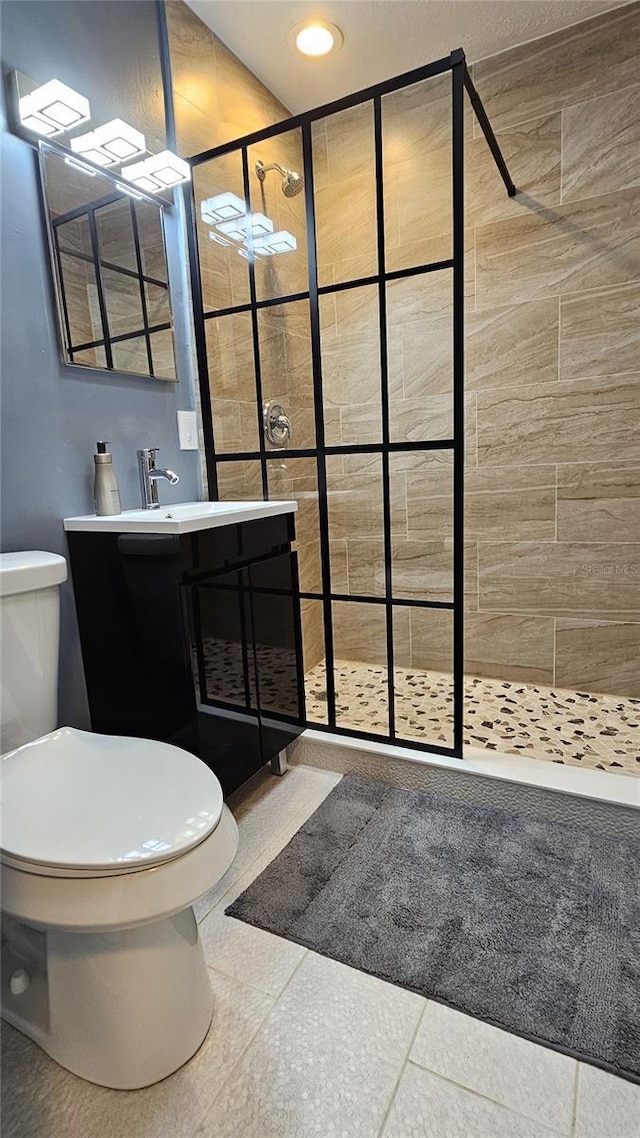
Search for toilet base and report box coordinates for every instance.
[1,906,214,1089]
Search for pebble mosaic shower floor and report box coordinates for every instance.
[305,660,640,778]
[198,639,638,777]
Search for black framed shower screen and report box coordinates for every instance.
[184,49,514,761]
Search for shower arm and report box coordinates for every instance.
[256,161,287,179]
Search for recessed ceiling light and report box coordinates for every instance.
[290,21,343,57]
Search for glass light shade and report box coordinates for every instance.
[93,118,145,160]
[201,192,246,224]
[19,79,90,135]
[71,130,116,166]
[119,160,160,193]
[143,150,191,187]
[122,151,191,192]
[296,24,335,55]
[20,112,59,137]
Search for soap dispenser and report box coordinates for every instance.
[93,441,122,516]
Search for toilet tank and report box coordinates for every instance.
[0,552,68,753]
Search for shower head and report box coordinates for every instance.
[255,160,304,198]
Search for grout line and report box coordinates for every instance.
[375,1000,431,1138]
[560,107,565,205]
[571,1063,581,1138]
[405,1058,573,1136]
[198,950,310,1130]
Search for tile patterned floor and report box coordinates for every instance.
[2,765,639,1138]
[305,660,640,777]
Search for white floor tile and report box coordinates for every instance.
[200,911,307,997]
[196,950,425,1138]
[381,1063,565,1138]
[1,969,273,1138]
[410,1001,576,1133]
[575,1063,640,1137]
[229,766,341,873]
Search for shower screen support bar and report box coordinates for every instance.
[462,57,517,197]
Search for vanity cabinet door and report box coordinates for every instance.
[248,550,306,762]
[182,568,263,796]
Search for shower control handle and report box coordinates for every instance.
[263,400,292,448]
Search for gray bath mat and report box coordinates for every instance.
[227,775,640,1083]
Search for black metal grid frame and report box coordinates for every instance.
[184,49,515,759]
[51,194,172,373]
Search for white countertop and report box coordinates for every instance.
[63,500,297,535]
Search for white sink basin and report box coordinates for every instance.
[63,500,297,535]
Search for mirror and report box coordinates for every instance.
[39,143,177,381]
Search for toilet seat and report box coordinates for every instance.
[1,727,223,876]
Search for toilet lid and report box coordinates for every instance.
[0,727,224,872]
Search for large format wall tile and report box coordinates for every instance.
[478,541,640,620]
[466,112,561,228]
[476,189,640,307]
[477,374,640,467]
[466,467,556,541]
[556,463,640,543]
[555,618,640,698]
[465,613,555,684]
[472,3,640,131]
[466,297,559,391]
[562,85,640,202]
[559,282,640,381]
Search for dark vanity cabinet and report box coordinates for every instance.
[66,512,305,796]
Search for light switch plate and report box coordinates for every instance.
[177,410,199,450]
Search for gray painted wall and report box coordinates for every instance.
[0,1,200,727]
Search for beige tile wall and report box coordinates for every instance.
[467,3,640,698]
[169,0,640,700]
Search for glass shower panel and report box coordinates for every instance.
[319,285,381,447]
[216,460,264,501]
[205,312,260,453]
[386,269,453,443]
[313,102,377,287]
[301,600,327,725]
[390,451,453,604]
[382,74,453,272]
[258,299,314,449]
[333,601,389,735]
[326,455,385,597]
[267,456,322,595]
[194,151,250,312]
[393,606,454,747]
[249,127,308,302]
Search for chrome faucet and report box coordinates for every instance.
[137,448,180,510]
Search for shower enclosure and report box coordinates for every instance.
[184,49,637,779]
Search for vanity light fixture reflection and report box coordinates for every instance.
[253,230,297,255]
[71,118,145,166]
[122,150,191,191]
[201,191,246,224]
[215,211,273,242]
[19,79,90,137]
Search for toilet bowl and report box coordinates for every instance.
[0,552,238,1089]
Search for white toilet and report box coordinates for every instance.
[0,551,238,1089]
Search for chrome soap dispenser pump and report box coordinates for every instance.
[93,441,122,516]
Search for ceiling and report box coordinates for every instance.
[186,0,624,113]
